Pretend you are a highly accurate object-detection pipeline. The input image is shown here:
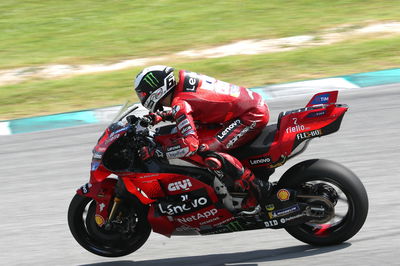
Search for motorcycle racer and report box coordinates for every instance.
[133,65,272,211]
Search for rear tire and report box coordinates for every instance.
[68,194,151,257]
[278,159,368,246]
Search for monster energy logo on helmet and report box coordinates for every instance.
[143,72,159,88]
[134,65,176,112]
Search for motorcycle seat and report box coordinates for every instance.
[228,124,277,160]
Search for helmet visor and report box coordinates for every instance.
[137,91,148,104]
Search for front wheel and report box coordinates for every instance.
[278,159,368,246]
[68,194,151,257]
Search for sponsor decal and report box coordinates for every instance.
[95,214,105,226]
[177,208,218,223]
[225,221,243,232]
[165,72,175,90]
[226,121,256,149]
[166,147,189,159]
[158,196,209,216]
[264,220,279,228]
[168,179,193,192]
[176,114,186,123]
[98,203,106,212]
[172,105,181,116]
[110,126,130,137]
[311,93,330,105]
[280,213,306,223]
[177,119,190,130]
[306,110,327,118]
[92,152,103,159]
[80,183,92,194]
[214,216,235,226]
[175,225,197,232]
[199,216,220,225]
[286,117,306,134]
[296,129,322,141]
[268,205,300,219]
[200,77,214,91]
[203,227,230,235]
[137,174,159,179]
[277,189,290,201]
[249,156,271,166]
[96,147,107,152]
[181,125,192,134]
[167,145,181,152]
[104,133,120,145]
[286,124,306,133]
[216,119,242,141]
[158,189,211,216]
[183,72,199,92]
[230,85,241,97]
[183,129,195,137]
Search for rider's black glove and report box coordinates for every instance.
[139,146,164,161]
[144,110,174,125]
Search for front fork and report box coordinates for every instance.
[103,178,139,230]
[77,178,119,228]
[104,196,122,230]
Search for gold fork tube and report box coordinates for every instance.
[108,197,122,221]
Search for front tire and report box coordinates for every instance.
[68,194,151,257]
[278,159,368,246]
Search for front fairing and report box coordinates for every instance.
[90,122,131,183]
[93,122,131,158]
[90,102,145,183]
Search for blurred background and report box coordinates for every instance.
[0,1,399,265]
[1,0,400,119]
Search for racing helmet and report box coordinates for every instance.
[134,65,176,112]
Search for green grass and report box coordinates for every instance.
[2,36,400,120]
[2,0,400,119]
[1,0,400,69]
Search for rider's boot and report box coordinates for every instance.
[203,151,273,211]
[234,168,273,211]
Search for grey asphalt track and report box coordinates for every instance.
[1,84,399,266]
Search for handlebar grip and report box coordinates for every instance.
[140,117,152,127]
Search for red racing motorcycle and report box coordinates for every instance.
[68,91,368,257]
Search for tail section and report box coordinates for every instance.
[306,91,338,107]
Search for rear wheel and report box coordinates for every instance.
[68,194,151,257]
[278,159,368,246]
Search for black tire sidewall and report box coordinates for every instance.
[67,194,151,257]
[278,159,368,246]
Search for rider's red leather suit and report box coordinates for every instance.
[163,70,270,160]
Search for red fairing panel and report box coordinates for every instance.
[90,164,112,183]
[277,104,348,156]
[123,173,234,236]
[76,178,117,227]
[240,103,348,169]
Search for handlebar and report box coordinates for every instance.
[126,114,153,139]
[139,116,153,127]
[126,115,151,127]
